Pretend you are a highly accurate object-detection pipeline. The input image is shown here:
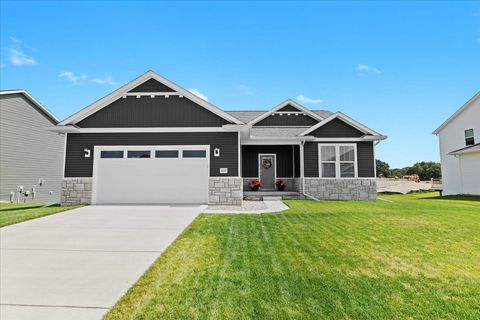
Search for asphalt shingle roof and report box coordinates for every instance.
[226,110,333,124]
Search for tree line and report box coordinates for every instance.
[376,160,441,181]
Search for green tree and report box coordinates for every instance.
[376,159,391,177]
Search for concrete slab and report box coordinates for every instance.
[0,205,204,320]
[203,200,289,214]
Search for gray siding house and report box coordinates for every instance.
[53,71,386,206]
[0,90,64,203]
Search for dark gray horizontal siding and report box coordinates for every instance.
[309,118,364,137]
[77,96,230,128]
[278,104,300,112]
[254,114,318,127]
[128,79,174,92]
[65,132,238,177]
[242,145,298,178]
[304,141,375,178]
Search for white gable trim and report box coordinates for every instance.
[432,91,480,135]
[0,89,59,124]
[247,99,324,126]
[58,70,243,125]
[299,112,383,137]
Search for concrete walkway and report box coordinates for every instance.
[0,205,204,320]
[203,200,289,214]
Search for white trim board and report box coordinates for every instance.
[248,99,324,126]
[50,126,237,134]
[58,70,243,126]
[300,112,384,137]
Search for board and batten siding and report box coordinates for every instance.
[0,94,64,202]
[242,145,300,178]
[76,96,230,128]
[254,114,318,127]
[309,118,365,138]
[304,141,375,178]
[64,132,239,177]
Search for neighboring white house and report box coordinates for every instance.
[433,92,480,195]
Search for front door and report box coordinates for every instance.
[259,154,276,190]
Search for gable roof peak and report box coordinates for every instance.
[247,98,324,125]
[58,70,243,125]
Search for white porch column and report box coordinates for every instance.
[300,141,305,194]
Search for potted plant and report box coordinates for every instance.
[249,179,262,191]
[276,179,287,191]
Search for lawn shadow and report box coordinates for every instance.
[421,195,480,202]
[0,205,47,212]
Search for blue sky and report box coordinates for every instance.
[1,1,479,168]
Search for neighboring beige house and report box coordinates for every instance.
[0,90,64,203]
[433,92,480,195]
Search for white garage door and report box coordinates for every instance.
[92,146,209,204]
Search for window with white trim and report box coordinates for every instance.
[319,144,357,178]
[465,129,474,146]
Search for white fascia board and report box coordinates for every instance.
[50,127,232,133]
[299,112,382,137]
[247,99,324,125]
[311,136,386,142]
[242,139,303,145]
[1,89,60,123]
[58,70,243,125]
[432,91,480,135]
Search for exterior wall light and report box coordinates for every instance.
[84,148,91,158]
[214,148,220,157]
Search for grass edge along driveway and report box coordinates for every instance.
[104,192,480,320]
[0,203,81,227]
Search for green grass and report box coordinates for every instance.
[105,192,480,320]
[0,202,80,227]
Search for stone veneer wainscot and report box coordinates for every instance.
[209,177,243,206]
[304,178,377,201]
[61,178,92,206]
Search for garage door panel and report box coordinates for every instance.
[93,147,209,204]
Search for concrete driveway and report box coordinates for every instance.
[0,205,204,320]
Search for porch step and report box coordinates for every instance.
[263,196,282,201]
[243,191,306,201]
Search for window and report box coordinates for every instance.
[127,150,151,158]
[100,151,124,158]
[155,150,179,158]
[183,150,207,158]
[465,129,475,146]
[319,144,357,178]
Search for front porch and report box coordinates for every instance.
[241,144,302,192]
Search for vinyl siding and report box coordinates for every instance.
[128,78,174,92]
[241,145,298,177]
[278,104,300,112]
[254,114,318,127]
[0,94,64,202]
[304,141,375,177]
[309,118,364,137]
[77,96,230,128]
[64,132,239,177]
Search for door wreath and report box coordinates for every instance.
[262,158,272,169]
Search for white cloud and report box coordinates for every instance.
[59,71,87,84]
[188,88,209,101]
[296,94,323,104]
[91,76,118,85]
[235,84,254,95]
[357,64,381,74]
[10,49,36,66]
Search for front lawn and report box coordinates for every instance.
[0,202,80,227]
[105,192,480,320]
